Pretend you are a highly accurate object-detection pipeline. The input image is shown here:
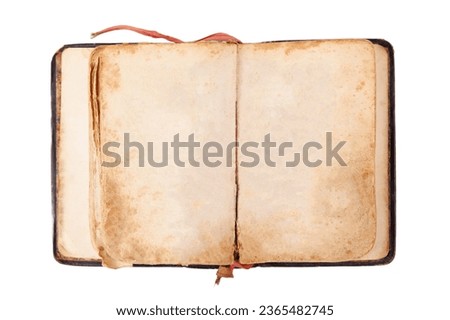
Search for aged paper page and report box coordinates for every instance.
[90,43,237,267]
[237,40,377,263]
[55,47,100,261]
[359,43,391,260]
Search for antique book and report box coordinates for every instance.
[52,30,395,276]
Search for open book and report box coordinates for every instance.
[52,38,395,271]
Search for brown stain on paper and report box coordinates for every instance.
[249,41,324,55]
[309,165,377,260]
[98,174,139,265]
[99,59,121,92]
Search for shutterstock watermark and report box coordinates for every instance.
[101,132,347,168]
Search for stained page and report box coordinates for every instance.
[89,43,237,267]
[237,40,378,263]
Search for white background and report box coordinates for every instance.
[1,1,449,319]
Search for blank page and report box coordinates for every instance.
[89,43,237,267]
[237,40,377,263]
